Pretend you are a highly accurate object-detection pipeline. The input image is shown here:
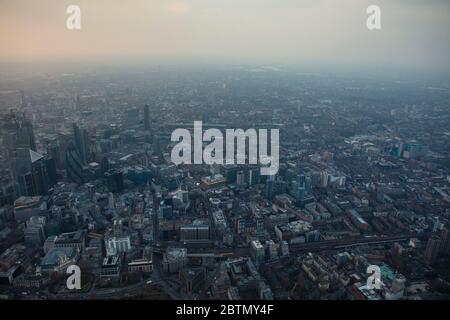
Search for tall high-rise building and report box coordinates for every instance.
[440,227,450,253]
[73,123,90,164]
[265,178,286,200]
[45,156,57,188]
[124,107,139,127]
[100,156,110,174]
[20,90,27,108]
[0,170,17,205]
[75,95,81,112]
[57,132,72,169]
[17,150,51,196]
[424,236,441,265]
[248,166,261,186]
[0,111,36,153]
[18,171,34,196]
[144,104,150,130]
[29,150,49,196]
[66,141,85,185]
[290,173,314,206]
[47,143,60,168]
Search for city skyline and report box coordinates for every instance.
[1,0,450,305]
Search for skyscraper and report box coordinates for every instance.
[265,178,286,200]
[17,150,50,196]
[424,236,441,265]
[124,107,139,127]
[45,156,57,188]
[75,95,81,112]
[29,150,49,196]
[1,111,36,162]
[20,90,27,109]
[144,104,150,130]
[440,227,450,253]
[73,123,90,164]
[100,156,110,174]
[18,171,34,196]
[66,141,85,185]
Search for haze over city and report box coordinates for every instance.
[1,0,450,73]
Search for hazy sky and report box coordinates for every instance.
[1,0,450,72]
